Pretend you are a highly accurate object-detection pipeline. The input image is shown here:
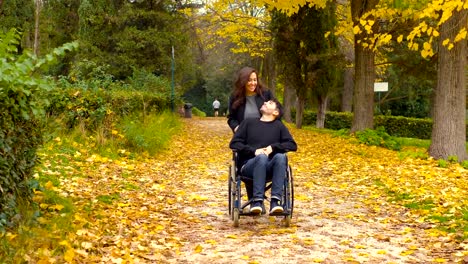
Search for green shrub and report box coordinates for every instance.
[438,159,448,168]
[192,107,206,117]
[355,127,401,151]
[120,111,181,156]
[461,161,468,169]
[0,28,77,230]
[302,111,468,141]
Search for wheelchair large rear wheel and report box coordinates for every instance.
[284,165,294,227]
[228,164,235,216]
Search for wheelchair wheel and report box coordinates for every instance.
[283,165,294,227]
[233,208,240,227]
[228,164,236,216]
[285,215,291,227]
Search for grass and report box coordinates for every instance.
[0,110,182,263]
[120,111,181,156]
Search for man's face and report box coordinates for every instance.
[260,100,278,116]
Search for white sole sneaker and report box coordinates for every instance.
[250,206,262,214]
[270,206,284,214]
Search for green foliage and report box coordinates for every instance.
[302,111,468,141]
[0,28,77,230]
[438,159,448,168]
[47,76,173,133]
[120,111,181,156]
[76,0,194,82]
[461,161,468,170]
[374,115,433,139]
[355,127,401,151]
[192,107,206,117]
[128,68,172,95]
[397,149,429,160]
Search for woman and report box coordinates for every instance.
[227,66,275,133]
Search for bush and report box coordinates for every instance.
[355,127,401,151]
[0,29,77,229]
[192,107,206,117]
[120,111,181,156]
[302,111,468,141]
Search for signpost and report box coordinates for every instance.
[374,82,388,113]
[171,45,175,112]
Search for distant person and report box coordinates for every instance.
[213,98,221,117]
[227,66,276,133]
[230,99,297,214]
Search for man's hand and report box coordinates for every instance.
[255,148,267,156]
[255,146,272,156]
[264,145,273,155]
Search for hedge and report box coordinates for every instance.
[302,111,467,141]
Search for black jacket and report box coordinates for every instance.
[227,90,274,133]
[230,118,297,170]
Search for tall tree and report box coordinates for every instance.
[429,8,467,161]
[271,3,342,128]
[350,0,379,132]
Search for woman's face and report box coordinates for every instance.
[245,72,257,94]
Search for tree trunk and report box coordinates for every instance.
[341,67,354,112]
[33,0,41,56]
[283,83,296,123]
[429,9,467,161]
[295,96,305,129]
[316,94,329,128]
[351,43,375,132]
[350,0,378,133]
[262,51,276,96]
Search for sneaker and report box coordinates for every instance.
[270,199,284,214]
[250,201,263,214]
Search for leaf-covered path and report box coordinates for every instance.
[61,117,467,263]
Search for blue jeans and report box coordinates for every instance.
[241,153,287,202]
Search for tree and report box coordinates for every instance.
[349,0,379,132]
[429,8,467,161]
[76,0,194,82]
[181,0,275,111]
[271,3,343,128]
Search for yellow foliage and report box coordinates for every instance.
[454,28,467,42]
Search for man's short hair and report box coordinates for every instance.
[270,98,284,118]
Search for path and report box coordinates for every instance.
[148,118,442,263]
[68,117,463,263]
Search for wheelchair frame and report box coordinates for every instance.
[228,152,294,227]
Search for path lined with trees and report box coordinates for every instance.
[1,0,467,262]
[14,117,464,263]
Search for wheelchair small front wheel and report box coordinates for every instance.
[284,215,291,227]
[233,208,240,227]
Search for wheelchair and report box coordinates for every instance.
[228,152,294,227]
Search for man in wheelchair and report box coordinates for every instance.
[229,98,297,215]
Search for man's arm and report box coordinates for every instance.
[270,122,297,153]
[229,121,255,155]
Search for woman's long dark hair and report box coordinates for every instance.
[231,67,268,109]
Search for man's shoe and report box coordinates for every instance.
[269,199,284,214]
[250,201,263,214]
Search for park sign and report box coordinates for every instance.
[374,82,389,92]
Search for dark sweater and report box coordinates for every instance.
[229,118,297,169]
[227,90,274,132]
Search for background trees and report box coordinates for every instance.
[0,0,466,159]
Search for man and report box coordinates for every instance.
[212,98,221,117]
[229,99,297,215]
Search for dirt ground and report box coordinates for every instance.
[151,117,458,264]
